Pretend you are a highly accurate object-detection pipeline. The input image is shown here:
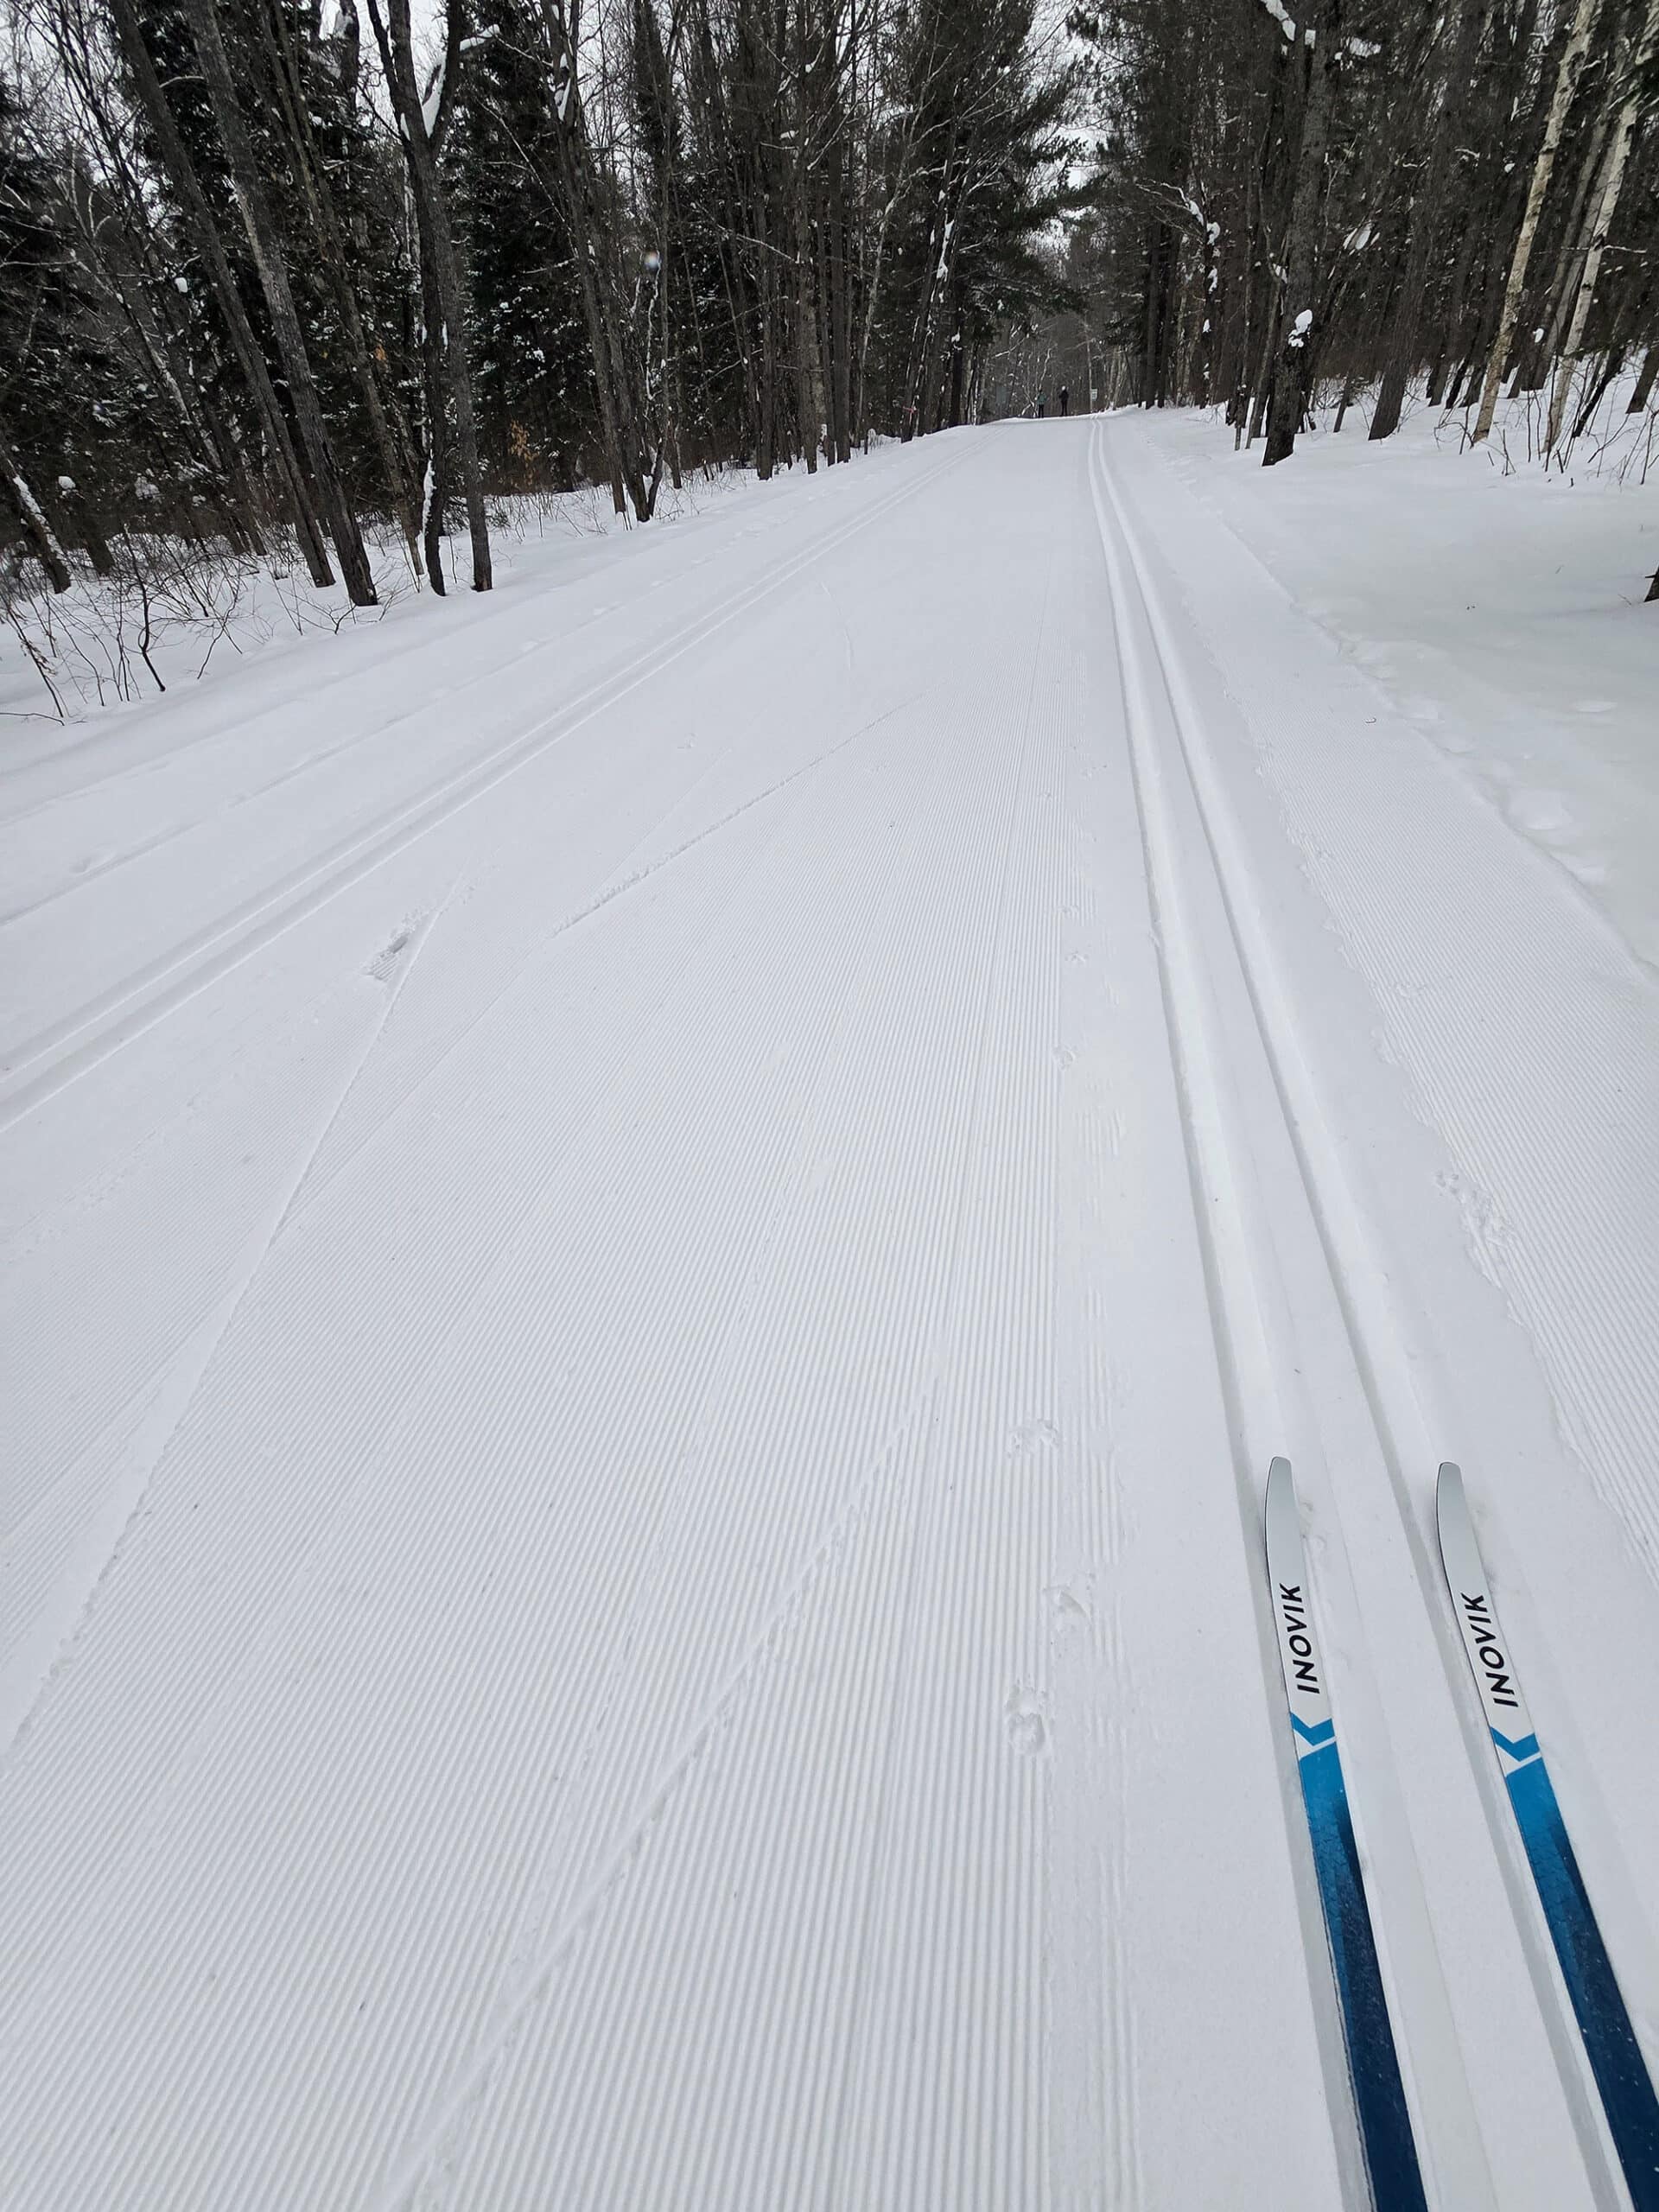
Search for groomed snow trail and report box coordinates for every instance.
[3,421,1657,2209]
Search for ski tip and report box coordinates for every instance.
[1434,1464,1471,1583]
[1274,1459,1300,1530]
[1264,1458,1297,1551]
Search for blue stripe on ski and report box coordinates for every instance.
[1503,1754,1659,2209]
[1490,1726,1540,1764]
[1291,1713,1336,1750]
[1295,1730,1429,2212]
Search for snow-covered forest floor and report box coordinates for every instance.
[3,412,1657,2208]
[0,464,776,724]
[1144,389,1659,969]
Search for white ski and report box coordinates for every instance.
[1266,1458,1427,2209]
[1437,1463,1659,2209]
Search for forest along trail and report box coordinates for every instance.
[3,419,1657,2209]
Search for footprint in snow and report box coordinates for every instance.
[1004,1688,1048,1756]
[369,921,419,982]
[1046,1584,1089,1630]
[1507,789,1573,839]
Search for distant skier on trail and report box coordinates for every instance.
[1059,385,1070,416]
[1035,393,1046,419]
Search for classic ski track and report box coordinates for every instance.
[1090,429,1420,2210]
[278,689,921,1233]
[378,580,1054,2208]
[6,506,1071,2212]
[0,822,181,928]
[0,897,449,1753]
[402,715,971,2166]
[0,705,871,2043]
[1096,417,1654,2212]
[5,510,940,1698]
[0,628,865,1287]
[1090,422,1615,2212]
[1101,421,1659,2193]
[388,435,1350,2212]
[1133,433,1659,1582]
[0,442,967,1130]
[0,429,1405,2210]
[362,517,1064,2212]
[442,510,1057,2212]
[0,485,860,925]
[15,424,1632,2209]
[0,459,888,837]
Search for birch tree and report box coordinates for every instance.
[0,414,73,591]
[1471,0,1604,443]
[1546,0,1659,451]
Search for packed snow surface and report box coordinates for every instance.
[3,416,1657,2208]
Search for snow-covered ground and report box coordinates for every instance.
[1141,396,1659,970]
[3,412,1657,2209]
[0,467,773,727]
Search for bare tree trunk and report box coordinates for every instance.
[0,417,73,591]
[105,0,334,586]
[1246,291,1281,447]
[178,0,377,601]
[757,242,778,477]
[853,127,915,441]
[1229,158,1260,437]
[1546,0,1658,453]
[823,105,853,463]
[1472,0,1603,443]
[412,183,452,594]
[197,390,266,556]
[1515,105,1613,391]
[793,241,818,468]
[366,0,493,588]
[58,478,114,574]
[535,0,652,518]
[257,0,423,567]
[59,97,265,554]
[793,0,826,471]
[1263,0,1339,467]
[1427,206,1482,404]
[1370,0,1481,441]
[1629,342,1659,413]
[1571,335,1629,437]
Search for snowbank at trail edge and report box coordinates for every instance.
[1135,396,1659,970]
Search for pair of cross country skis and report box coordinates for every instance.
[1265,1458,1659,2211]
